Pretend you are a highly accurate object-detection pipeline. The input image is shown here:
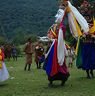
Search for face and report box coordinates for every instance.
[55,9,64,24]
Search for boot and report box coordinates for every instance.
[36,62,39,69]
[28,64,31,71]
[39,62,41,69]
[90,70,94,78]
[61,80,65,86]
[48,81,53,86]
[86,70,91,79]
[24,64,27,71]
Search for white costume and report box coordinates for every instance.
[0,62,9,82]
[0,49,9,82]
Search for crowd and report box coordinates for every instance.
[0,44,18,61]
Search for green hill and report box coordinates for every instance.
[0,0,94,42]
[0,0,58,39]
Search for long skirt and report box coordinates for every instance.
[44,40,70,83]
[82,42,95,70]
[0,62,9,82]
[26,54,32,64]
[76,41,95,70]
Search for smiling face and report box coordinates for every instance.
[55,9,64,24]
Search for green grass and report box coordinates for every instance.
[0,56,95,96]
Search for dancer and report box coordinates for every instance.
[0,48,9,82]
[76,0,95,79]
[44,2,70,86]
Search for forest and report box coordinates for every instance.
[0,0,94,44]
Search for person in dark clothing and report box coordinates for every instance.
[12,45,17,61]
[35,41,44,69]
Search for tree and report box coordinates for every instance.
[0,36,6,45]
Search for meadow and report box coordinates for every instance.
[0,56,95,96]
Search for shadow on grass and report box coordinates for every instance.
[74,76,95,81]
[0,83,9,88]
[43,83,67,89]
[49,85,64,88]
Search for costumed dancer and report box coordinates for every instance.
[76,0,95,79]
[59,0,91,79]
[76,25,95,79]
[44,1,70,86]
[0,48,9,82]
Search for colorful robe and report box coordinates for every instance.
[76,38,95,70]
[44,24,69,81]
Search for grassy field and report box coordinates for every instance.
[0,56,95,96]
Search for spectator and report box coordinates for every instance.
[34,41,44,69]
[24,38,33,71]
[11,45,18,61]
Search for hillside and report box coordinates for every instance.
[0,0,58,39]
[0,0,94,41]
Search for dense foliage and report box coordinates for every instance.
[0,0,94,45]
[0,0,58,40]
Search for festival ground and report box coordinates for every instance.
[0,56,95,96]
